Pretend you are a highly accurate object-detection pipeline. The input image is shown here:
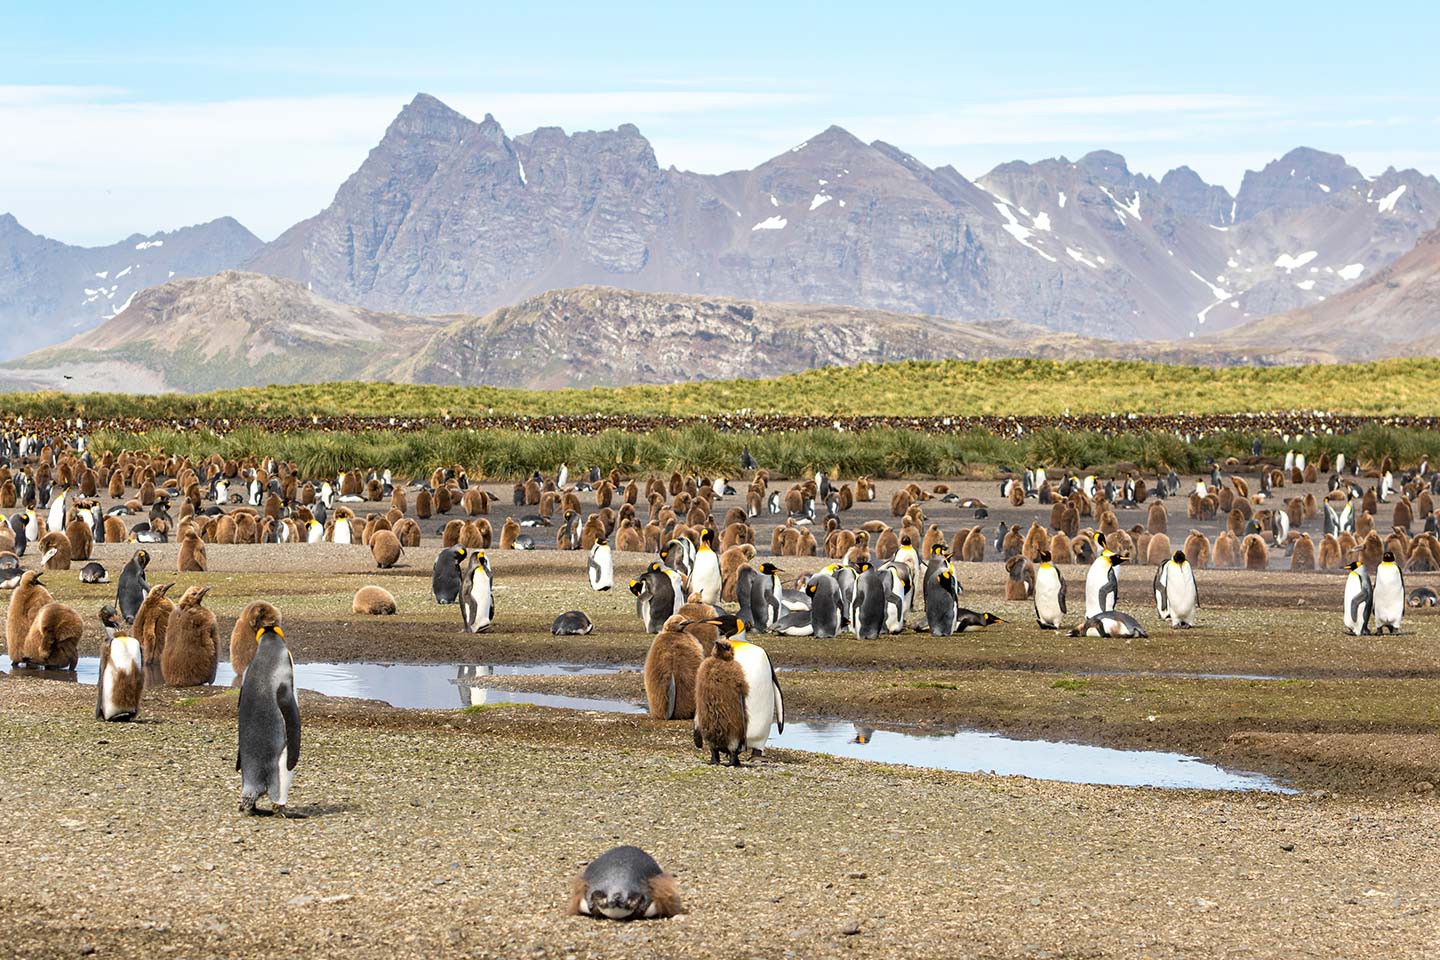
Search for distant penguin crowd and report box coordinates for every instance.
[3,425,1438,920]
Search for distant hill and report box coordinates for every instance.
[0,215,261,359]
[5,271,447,392]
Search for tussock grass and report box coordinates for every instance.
[10,357,1440,418]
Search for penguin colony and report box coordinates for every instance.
[2,434,1437,920]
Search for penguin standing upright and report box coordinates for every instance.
[9,511,29,557]
[1032,550,1067,629]
[1342,560,1373,636]
[1372,551,1405,634]
[851,563,888,640]
[1153,550,1199,628]
[923,568,961,636]
[237,625,301,817]
[460,552,494,633]
[588,537,614,592]
[630,563,684,633]
[46,486,68,534]
[689,529,722,603]
[1084,534,1128,617]
[696,615,783,758]
[432,546,467,604]
[116,549,150,624]
[95,606,143,722]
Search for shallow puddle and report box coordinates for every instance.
[5,655,1292,792]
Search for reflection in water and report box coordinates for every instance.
[3,656,1290,792]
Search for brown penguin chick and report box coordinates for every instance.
[1359,531,1384,570]
[389,487,408,516]
[229,600,282,677]
[362,526,403,569]
[38,532,71,570]
[1226,508,1246,538]
[21,602,83,669]
[415,488,433,519]
[1022,522,1048,561]
[1317,534,1342,570]
[1361,488,1378,516]
[1058,503,1080,538]
[1393,498,1414,531]
[1008,483,1025,507]
[1145,532,1173,566]
[692,639,749,766]
[779,527,802,557]
[1147,501,1168,535]
[434,486,453,515]
[103,516,127,543]
[1290,534,1317,571]
[1097,510,1120,538]
[456,521,484,550]
[462,489,485,516]
[1232,497,1253,521]
[961,527,985,563]
[6,569,55,662]
[855,476,874,502]
[1211,531,1238,569]
[132,582,175,670]
[1241,534,1269,571]
[441,519,464,548]
[1047,532,1072,564]
[796,530,817,556]
[177,530,208,572]
[644,626,704,720]
[668,603,719,656]
[161,586,219,686]
[920,524,946,558]
[65,518,94,560]
[889,488,911,518]
[1004,555,1035,600]
[353,585,397,615]
[1354,512,1374,540]
[213,514,237,544]
[718,545,757,602]
[616,521,644,553]
[107,470,126,498]
[1217,487,1235,514]
[997,526,1022,561]
[499,517,520,549]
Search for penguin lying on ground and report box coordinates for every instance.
[1068,611,1148,638]
[569,846,681,921]
[551,611,593,635]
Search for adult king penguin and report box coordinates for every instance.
[694,615,784,759]
[689,528,722,604]
[1084,533,1128,618]
[1153,550,1199,628]
[1032,550,1067,629]
[588,536,614,592]
[1373,551,1405,634]
[1343,560,1373,636]
[237,625,301,817]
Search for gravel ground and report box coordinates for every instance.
[4,467,1439,957]
[3,681,1439,960]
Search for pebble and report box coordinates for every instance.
[841,921,862,936]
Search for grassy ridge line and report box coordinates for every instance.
[88,423,1440,481]
[6,357,1440,418]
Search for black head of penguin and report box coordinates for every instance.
[1172,550,1187,565]
[1037,549,1052,564]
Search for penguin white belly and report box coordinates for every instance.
[467,570,493,632]
[732,642,781,752]
[47,498,65,532]
[1343,575,1371,635]
[1374,571,1404,629]
[588,546,613,591]
[691,551,721,603]
[100,639,141,718]
[1166,568,1198,625]
[664,570,686,618]
[306,524,324,544]
[1084,559,1114,617]
[1034,572,1064,627]
[274,746,293,806]
[332,520,352,545]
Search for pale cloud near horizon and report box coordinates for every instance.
[1,85,1434,246]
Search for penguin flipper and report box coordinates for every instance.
[665,675,677,721]
[770,663,785,733]
[277,682,301,770]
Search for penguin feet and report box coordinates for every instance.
[273,804,288,819]
[727,751,743,768]
[238,798,257,816]
[707,748,720,765]
[749,748,765,761]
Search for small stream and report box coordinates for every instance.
[3,655,1293,792]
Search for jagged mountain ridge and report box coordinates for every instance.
[241,94,1440,342]
[0,215,262,360]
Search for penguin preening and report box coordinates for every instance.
[237,625,301,817]
[460,552,494,633]
[1153,551,1199,628]
[569,846,681,921]
[630,563,685,633]
[96,606,143,722]
[116,549,150,624]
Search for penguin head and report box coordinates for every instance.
[1345,560,1362,572]
[628,578,643,597]
[900,535,912,546]
[698,613,745,639]
[711,637,736,660]
[454,546,468,561]
[1108,553,1130,566]
[1038,549,1052,564]
[855,560,872,572]
[805,582,817,596]
[595,537,608,547]
[649,561,663,573]
[1381,551,1396,565]
[939,569,953,583]
[760,561,782,575]
[699,528,715,548]
[930,544,946,556]
[257,624,285,644]
[982,612,1005,625]
[1094,532,1107,548]
[136,549,150,566]
[1172,550,1188,565]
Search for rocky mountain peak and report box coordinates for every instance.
[1234,146,1365,220]
[385,92,478,144]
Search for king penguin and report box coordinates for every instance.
[1033,549,1067,629]
[460,551,494,633]
[689,528,722,604]
[1084,533,1128,617]
[695,615,784,758]
[1342,560,1373,636]
[588,536,614,592]
[237,625,301,817]
[1153,550,1199,628]
[432,545,467,604]
[1373,551,1405,634]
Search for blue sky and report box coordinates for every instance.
[3,0,1438,245]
